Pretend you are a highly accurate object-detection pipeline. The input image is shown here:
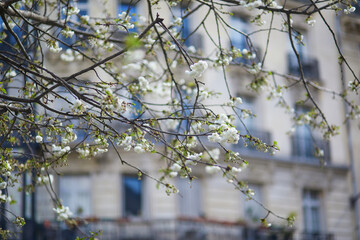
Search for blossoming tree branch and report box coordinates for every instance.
[0,0,358,238]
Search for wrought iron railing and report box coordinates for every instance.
[6,218,294,240]
[287,54,320,80]
[236,128,272,154]
[291,135,331,163]
[300,232,335,240]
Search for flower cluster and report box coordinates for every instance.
[226,97,243,107]
[60,27,74,38]
[119,135,133,151]
[0,160,12,178]
[5,70,16,78]
[35,135,43,143]
[60,49,82,62]
[134,139,154,153]
[185,60,208,78]
[306,16,316,27]
[62,127,78,145]
[138,76,151,92]
[100,88,128,114]
[47,41,62,53]
[118,11,135,30]
[53,205,73,221]
[76,144,91,157]
[0,190,12,203]
[62,6,80,17]
[37,174,54,185]
[52,145,71,157]
[344,6,356,14]
[205,165,221,174]
[71,99,87,114]
[208,114,240,144]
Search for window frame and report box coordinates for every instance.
[122,174,143,217]
[58,174,92,218]
[302,189,323,234]
[176,178,203,218]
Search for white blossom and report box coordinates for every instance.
[234,97,243,105]
[208,148,220,161]
[5,70,16,78]
[170,163,181,172]
[134,144,145,153]
[35,135,43,143]
[53,205,73,221]
[0,182,7,190]
[185,60,208,78]
[62,6,80,16]
[220,127,239,144]
[52,145,70,157]
[60,49,75,62]
[138,76,150,91]
[60,28,74,38]
[208,133,222,142]
[169,171,178,177]
[205,165,221,174]
[81,15,90,22]
[231,167,242,174]
[71,99,86,114]
[49,41,62,53]
[188,46,196,54]
[37,174,54,185]
[77,144,90,158]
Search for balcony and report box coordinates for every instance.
[235,128,272,155]
[300,232,335,240]
[291,135,331,164]
[7,218,294,240]
[287,54,320,80]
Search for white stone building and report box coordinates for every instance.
[4,1,359,240]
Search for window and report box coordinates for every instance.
[292,105,330,162]
[292,105,316,160]
[177,178,202,218]
[243,184,266,223]
[303,190,322,234]
[172,6,202,49]
[122,175,142,217]
[59,175,92,217]
[0,16,26,56]
[238,96,256,131]
[118,1,137,17]
[172,7,190,40]
[288,30,320,79]
[118,1,137,33]
[59,0,89,49]
[230,15,249,51]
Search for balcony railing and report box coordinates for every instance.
[236,128,272,154]
[291,135,331,163]
[300,232,335,240]
[287,54,320,80]
[6,218,294,240]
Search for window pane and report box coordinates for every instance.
[303,190,321,233]
[123,175,142,217]
[177,179,202,217]
[117,2,137,32]
[231,16,248,50]
[59,175,92,217]
[243,184,265,222]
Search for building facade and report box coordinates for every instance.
[3,0,359,240]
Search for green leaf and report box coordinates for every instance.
[125,35,142,49]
